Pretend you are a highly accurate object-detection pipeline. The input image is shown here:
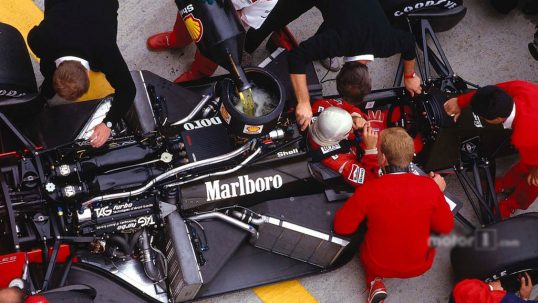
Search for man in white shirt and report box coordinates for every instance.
[146,0,278,83]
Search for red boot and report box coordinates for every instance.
[367,278,387,303]
[268,26,298,52]
[147,13,193,51]
[174,50,219,83]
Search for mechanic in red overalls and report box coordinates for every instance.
[145,0,286,83]
[443,80,538,218]
[451,273,538,303]
[333,127,454,303]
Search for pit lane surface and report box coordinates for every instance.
[1,0,537,302]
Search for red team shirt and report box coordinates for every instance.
[334,173,454,280]
[457,80,538,167]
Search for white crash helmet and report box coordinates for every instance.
[309,107,353,147]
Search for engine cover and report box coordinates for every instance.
[181,120,233,162]
[180,157,317,211]
[78,196,159,236]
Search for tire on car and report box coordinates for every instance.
[0,22,37,100]
[451,212,538,282]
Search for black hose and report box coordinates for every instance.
[139,229,163,283]
[108,235,132,256]
[128,229,144,252]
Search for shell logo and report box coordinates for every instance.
[220,104,232,124]
[243,124,264,135]
[183,14,203,43]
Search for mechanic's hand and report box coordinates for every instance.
[430,172,446,192]
[352,115,367,130]
[444,97,461,122]
[89,122,111,148]
[519,272,533,300]
[528,167,538,187]
[404,74,422,97]
[488,280,504,291]
[362,124,378,150]
[295,102,313,131]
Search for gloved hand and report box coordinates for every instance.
[366,110,385,132]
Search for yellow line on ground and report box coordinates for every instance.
[253,280,318,303]
[0,0,43,60]
[0,0,114,101]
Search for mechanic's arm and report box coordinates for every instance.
[333,187,369,235]
[443,80,526,122]
[27,28,56,100]
[393,29,421,96]
[38,61,57,100]
[91,45,136,148]
[403,58,421,97]
[430,183,454,235]
[291,74,312,131]
[517,272,538,301]
[289,30,342,131]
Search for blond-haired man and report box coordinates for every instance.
[333,127,454,303]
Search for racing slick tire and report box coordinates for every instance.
[0,22,37,100]
[451,212,538,282]
[379,0,466,32]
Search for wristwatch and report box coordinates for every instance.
[104,120,113,128]
[404,72,416,79]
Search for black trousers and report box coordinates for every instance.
[244,0,326,53]
[244,0,464,53]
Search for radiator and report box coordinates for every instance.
[251,216,349,268]
[165,212,203,302]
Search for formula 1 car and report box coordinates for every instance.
[0,1,536,302]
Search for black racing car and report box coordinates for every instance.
[0,2,536,302]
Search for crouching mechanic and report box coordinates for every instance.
[443,80,538,218]
[27,0,136,148]
[146,0,281,83]
[308,107,380,188]
[333,127,454,303]
[452,272,538,303]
